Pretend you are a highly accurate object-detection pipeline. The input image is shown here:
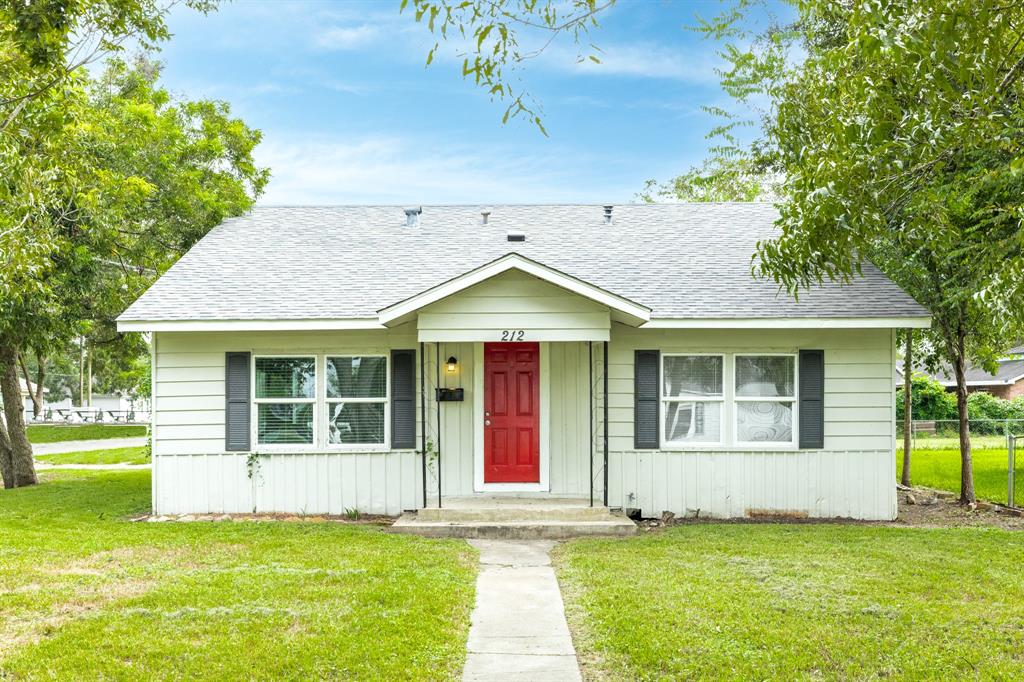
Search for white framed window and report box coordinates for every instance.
[734,354,797,446]
[253,356,317,447]
[325,355,388,448]
[661,354,725,447]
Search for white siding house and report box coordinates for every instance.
[119,204,929,520]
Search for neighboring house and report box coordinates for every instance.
[897,346,1024,400]
[117,204,930,521]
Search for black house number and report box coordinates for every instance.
[500,330,526,341]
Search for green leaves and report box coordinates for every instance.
[405,0,614,134]
[0,51,266,379]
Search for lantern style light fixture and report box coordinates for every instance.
[446,356,458,373]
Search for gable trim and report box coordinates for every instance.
[377,253,651,326]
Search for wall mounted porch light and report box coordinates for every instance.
[446,356,458,373]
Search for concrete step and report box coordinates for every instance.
[416,505,614,523]
[387,514,638,540]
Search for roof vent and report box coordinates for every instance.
[480,207,491,225]
[603,205,613,224]
[507,230,526,242]
[404,206,422,227]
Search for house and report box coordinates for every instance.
[117,204,930,521]
[898,346,1024,400]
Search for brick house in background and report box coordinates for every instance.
[899,346,1024,400]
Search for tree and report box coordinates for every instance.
[725,1,1024,503]
[0,50,268,489]
[0,0,217,129]
[404,0,613,133]
[638,155,777,203]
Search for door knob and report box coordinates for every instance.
[485,419,491,426]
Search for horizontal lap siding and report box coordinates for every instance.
[153,328,422,516]
[605,326,897,520]
[417,271,610,341]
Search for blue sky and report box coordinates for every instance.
[157,1,787,205]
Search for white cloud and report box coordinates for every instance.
[253,135,627,205]
[315,24,383,51]
[555,42,722,82]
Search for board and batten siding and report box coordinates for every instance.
[604,325,898,520]
[152,324,897,520]
[152,327,424,516]
[426,340,593,500]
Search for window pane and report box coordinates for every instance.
[736,401,793,443]
[735,356,795,397]
[664,401,721,444]
[663,356,723,398]
[327,356,386,399]
[258,403,314,444]
[255,358,315,399]
[327,402,385,445]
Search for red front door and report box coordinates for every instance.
[484,342,540,483]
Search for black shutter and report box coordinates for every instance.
[225,352,251,452]
[634,350,660,449]
[391,349,416,449]
[799,349,825,449]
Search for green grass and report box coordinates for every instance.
[556,525,1024,681]
[905,433,1008,451]
[0,471,477,680]
[36,446,150,466]
[898,447,1024,505]
[27,423,148,443]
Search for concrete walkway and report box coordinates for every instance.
[32,437,147,455]
[463,540,582,682]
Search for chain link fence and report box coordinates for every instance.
[898,419,1024,508]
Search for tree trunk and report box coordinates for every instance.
[901,330,913,487]
[18,350,45,419]
[952,335,975,504]
[0,410,13,489]
[0,345,37,487]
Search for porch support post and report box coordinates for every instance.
[589,341,594,507]
[436,343,442,508]
[603,340,609,508]
[420,341,427,509]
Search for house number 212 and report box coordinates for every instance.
[500,330,526,341]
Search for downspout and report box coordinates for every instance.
[603,340,609,508]
[588,341,594,507]
[436,343,442,508]
[420,341,427,509]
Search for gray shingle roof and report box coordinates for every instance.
[119,204,928,322]
[911,358,1024,386]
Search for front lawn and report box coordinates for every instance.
[898,447,1023,505]
[557,525,1024,681]
[0,471,476,680]
[27,423,148,443]
[36,446,150,465]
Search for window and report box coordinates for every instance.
[662,355,724,445]
[326,356,387,446]
[255,357,316,445]
[734,355,796,445]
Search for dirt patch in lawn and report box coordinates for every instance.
[632,487,1024,531]
[891,488,1024,530]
